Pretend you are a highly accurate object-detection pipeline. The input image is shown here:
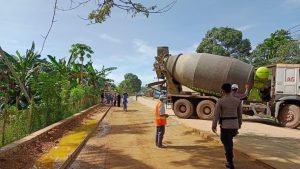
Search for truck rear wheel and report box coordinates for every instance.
[174,99,194,118]
[278,104,300,128]
[196,100,215,120]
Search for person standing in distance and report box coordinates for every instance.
[155,95,169,148]
[117,93,121,107]
[123,93,128,112]
[212,83,242,169]
[231,84,249,100]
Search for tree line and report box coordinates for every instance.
[196,27,300,67]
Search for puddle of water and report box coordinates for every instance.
[33,119,97,169]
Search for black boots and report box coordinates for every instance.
[225,162,235,169]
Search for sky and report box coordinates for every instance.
[1,0,300,85]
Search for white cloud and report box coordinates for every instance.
[91,39,158,85]
[9,40,19,44]
[93,41,200,85]
[133,39,156,57]
[94,41,200,85]
[283,0,300,8]
[137,73,157,85]
[236,24,255,32]
[170,43,198,54]
[98,33,121,43]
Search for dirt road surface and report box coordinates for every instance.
[138,97,300,169]
[69,101,270,169]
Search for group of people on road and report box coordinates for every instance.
[155,83,248,169]
[101,92,128,112]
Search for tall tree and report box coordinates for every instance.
[118,73,142,94]
[69,43,94,84]
[196,27,251,61]
[251,29,300,66]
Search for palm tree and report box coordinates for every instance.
[69,43,94,84]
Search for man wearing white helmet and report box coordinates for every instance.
[231,84,249,100]
[155,95,169,148]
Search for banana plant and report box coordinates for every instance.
[85,61,117,88]
[0,42,47,108]
[14,42,47,95]
[47,55,69,77]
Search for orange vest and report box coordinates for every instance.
[155,102,167,126]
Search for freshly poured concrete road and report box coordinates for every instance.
[138,97,300,169]
[69,101,270,169]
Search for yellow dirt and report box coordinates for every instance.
[69,101,270,169]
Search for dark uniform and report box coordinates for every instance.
[117,94,121,107]
[212,94,242,169]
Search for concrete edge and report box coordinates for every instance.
[170,116,276,169]
[0,104,100,157]
[59,106,112,169]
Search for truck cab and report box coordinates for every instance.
[239,64,300,128]
[272,64,300,128]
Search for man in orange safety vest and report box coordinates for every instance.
[155,95,169,148]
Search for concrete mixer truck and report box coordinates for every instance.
[147,46,300,128]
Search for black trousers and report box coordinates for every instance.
[220,128,237,163]
[155,125,165,146]
[117,99,121,107]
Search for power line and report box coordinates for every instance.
[290,29,300,35]
[287,23,300,31]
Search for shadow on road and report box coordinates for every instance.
[243,118,279,126]
[243,118,300,129]
[70,145,155,169]
[236,133,300,169]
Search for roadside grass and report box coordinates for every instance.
[0,97,98,147]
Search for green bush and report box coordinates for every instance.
[1,106,28,146]
[70,85,85,102]
[0,73,100,147]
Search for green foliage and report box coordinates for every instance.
[47,55,69,76]
[32,72,67,124]
[0,42,48,108]
[118,73,142,95]
[88,0,113,23]
[196,27,251,60]
[69,43,94,62]
[70,85,85,102]
[87,0,160,24]
[1,106,28,146]
[69,43,94,84]
[251,29,300,66]
[0,42,116,147]
[196,27,300,67]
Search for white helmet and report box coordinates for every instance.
[231,84,239,89]
[159,95,167,100]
